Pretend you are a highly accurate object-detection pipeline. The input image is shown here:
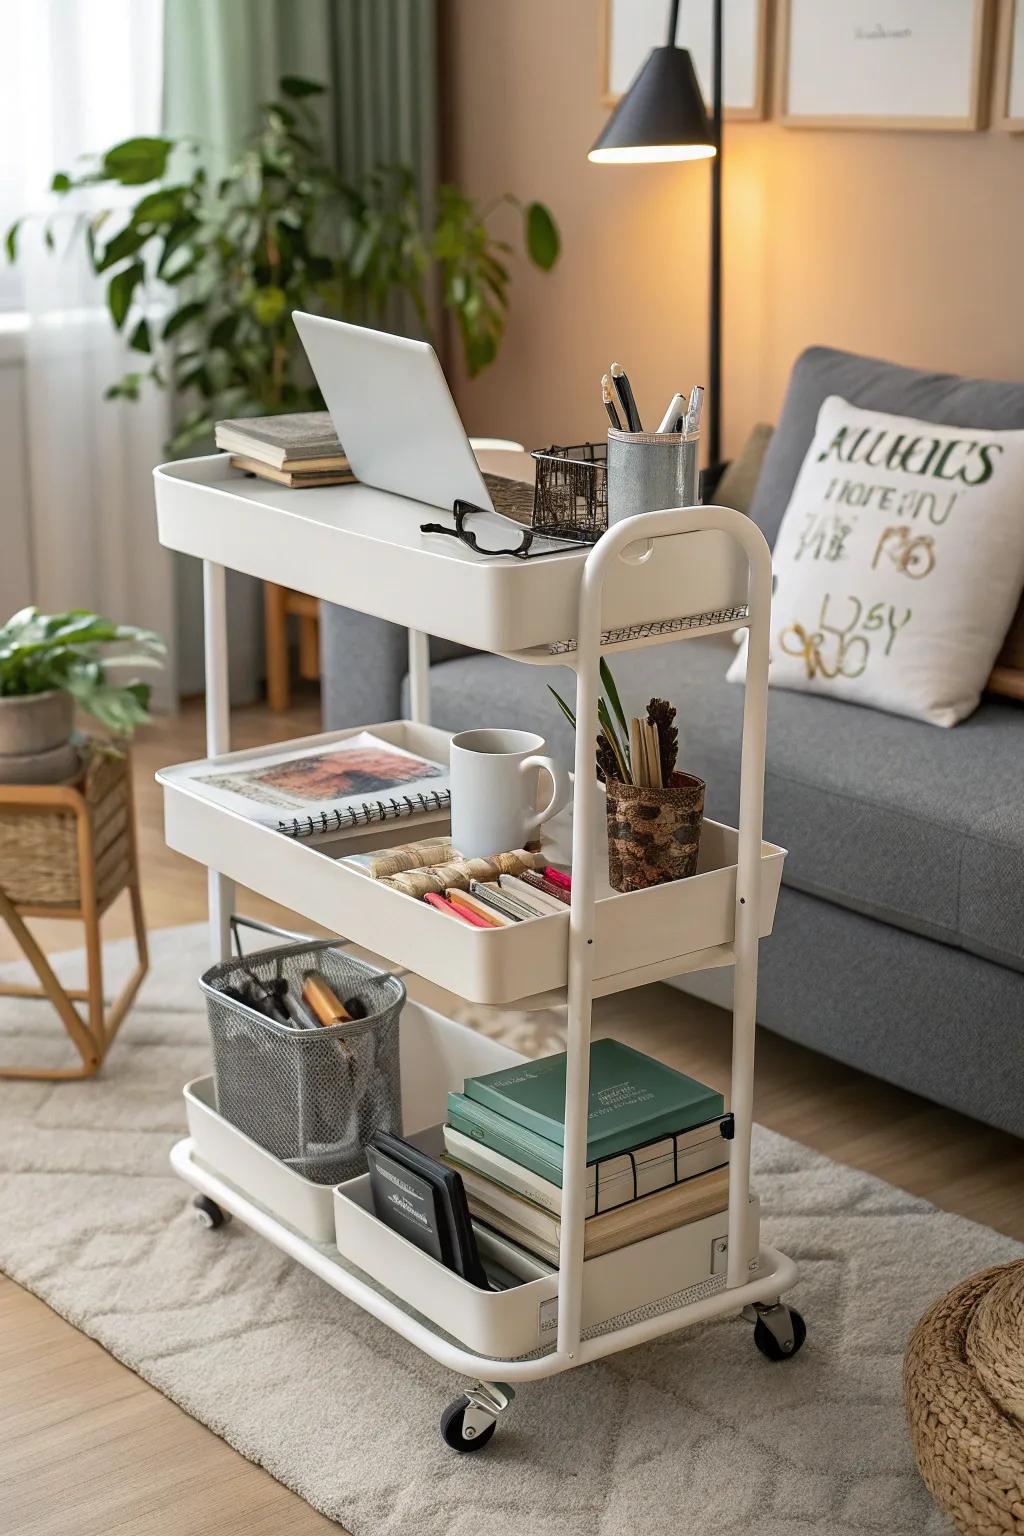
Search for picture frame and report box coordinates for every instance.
[777,0,990,131]
[995,0,1024,129]
[599,0,768,121]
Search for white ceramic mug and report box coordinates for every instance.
[449,728,570,860]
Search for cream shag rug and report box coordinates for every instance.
[1,925,1019,1536]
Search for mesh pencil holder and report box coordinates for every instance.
[530,441,608,542]
[199,939,405,1185]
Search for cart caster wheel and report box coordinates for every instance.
[193,1195,230,1230]
[440,1395,497,1453]
[753,1304,806,1361]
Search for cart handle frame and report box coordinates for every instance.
[555,504,774,1360]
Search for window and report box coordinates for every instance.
[0,0,164,313]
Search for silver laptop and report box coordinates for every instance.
[292,312,533,519]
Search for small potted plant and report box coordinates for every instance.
[550,661,705,893]
[0,607,165,783]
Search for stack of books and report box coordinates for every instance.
[215,411,355,489]
[442,1039,730,1264]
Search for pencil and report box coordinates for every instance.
[424,891,489,927]
[448,889,507,927]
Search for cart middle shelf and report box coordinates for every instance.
[157,719,785,1007]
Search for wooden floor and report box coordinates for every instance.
[2,694,1023,1536]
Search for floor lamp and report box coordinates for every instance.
[589,0,723,471]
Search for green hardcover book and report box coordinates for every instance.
[446,1098,568,1186]
[453,1040,724,1166]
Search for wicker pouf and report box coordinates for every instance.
[904,1259,1024,1535]
[967,1262,1024,1424]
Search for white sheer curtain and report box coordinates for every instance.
[1,0,177,707]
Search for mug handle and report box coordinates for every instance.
[520,755,570,838]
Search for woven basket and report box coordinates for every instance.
[904,1259,1024,1534]
[0,747,132,909]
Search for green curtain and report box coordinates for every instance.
[162,0,438,202]
[162,0,439,701]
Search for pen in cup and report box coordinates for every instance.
[657,392,687,434]
[601,373,623,431]
[683,385,704,435]
[610,362,643,432]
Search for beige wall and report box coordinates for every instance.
[442,0,1024,463]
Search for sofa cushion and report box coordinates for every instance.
[733,393,1024,727]
[321,601,474,727]
[751,346,1024,550]
[414,639,1024,972]
[713,423,773,516]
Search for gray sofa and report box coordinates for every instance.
[321,346,1024,1138]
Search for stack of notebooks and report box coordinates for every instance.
[215,410,355,489]
[442,1039,731,1264]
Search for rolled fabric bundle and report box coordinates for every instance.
[350,839,454,880]
[383,848,545,899]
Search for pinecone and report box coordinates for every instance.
[596,732,619,784]
[646,698,678,783]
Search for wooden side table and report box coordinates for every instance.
[264,580,320,711]
[0,745,148,1079]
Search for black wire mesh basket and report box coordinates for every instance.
[530,441,608,543]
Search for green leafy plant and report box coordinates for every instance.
[549,661,680,786]
[0,608,165,735]
[5,76,560,454]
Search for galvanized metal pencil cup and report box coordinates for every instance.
[606,428,700,526]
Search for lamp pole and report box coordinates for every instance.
[589,0,720,461]
[666,0,722,469]
[708,0,723,470]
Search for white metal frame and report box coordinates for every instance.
[203,561,233,964]
[188,500,790,1388]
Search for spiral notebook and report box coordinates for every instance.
[188,731,450,838]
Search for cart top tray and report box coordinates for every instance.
[154,451,750,655]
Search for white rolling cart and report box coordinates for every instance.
[154,452,805,1455]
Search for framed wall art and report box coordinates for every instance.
[600,0,768,120]
[777,0,990,131]
[995,0,1024,129]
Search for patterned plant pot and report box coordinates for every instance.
[605,774,706,893]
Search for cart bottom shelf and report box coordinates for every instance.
[171,1138,799,1384]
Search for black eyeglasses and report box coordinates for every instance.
[420,501,581,560]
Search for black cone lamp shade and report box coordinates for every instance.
[588,47,715,164]
[587,0,725,470]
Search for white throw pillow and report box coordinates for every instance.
[728,395,1024,726]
